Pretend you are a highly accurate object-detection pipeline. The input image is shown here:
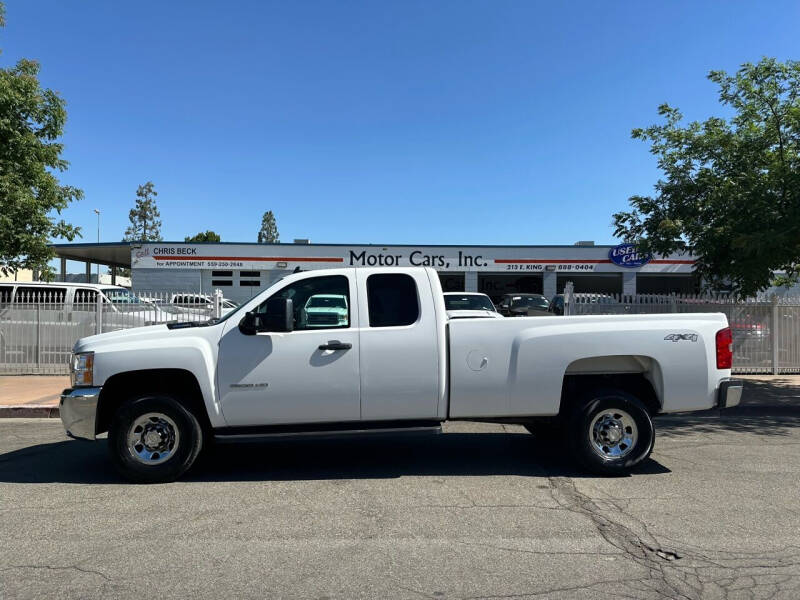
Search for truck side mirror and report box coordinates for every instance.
[238,299,294,335]
[262,297,294,332]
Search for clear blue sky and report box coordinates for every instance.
[3,1,799,247]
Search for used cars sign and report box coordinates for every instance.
[609,243,652,268]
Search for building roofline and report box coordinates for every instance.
[51,241,621,249]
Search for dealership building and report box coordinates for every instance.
[52,240,696,303]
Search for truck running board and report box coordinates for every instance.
[213,419,442,442]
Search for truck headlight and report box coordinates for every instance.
[70,352,94,387]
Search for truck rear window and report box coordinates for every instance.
[366,274,420,327]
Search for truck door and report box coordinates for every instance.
[217,272,361,426]
[355,270,440,420]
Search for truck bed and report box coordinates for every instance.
[447,313,729,418]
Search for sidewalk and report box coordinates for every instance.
[0,374,798,418]
[0,376,69,418]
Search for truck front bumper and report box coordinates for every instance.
[718,378,744,409]
[60,387,101,440]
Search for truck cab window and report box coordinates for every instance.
[367,273,419,327]
[257,275,350,330]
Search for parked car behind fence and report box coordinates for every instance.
[443,292,504,319]
[496,293,550,317]
[0,283,230,374]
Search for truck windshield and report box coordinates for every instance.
[444,295,495,311]
[512,296,549,308]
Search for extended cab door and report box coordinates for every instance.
[355,270,440,420]
[217,271,361,426]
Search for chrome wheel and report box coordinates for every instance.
[589,409,638,460]
[126,413,180,465]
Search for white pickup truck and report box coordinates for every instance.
[60,267,743,483]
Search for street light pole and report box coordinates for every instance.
[94,209,100,283]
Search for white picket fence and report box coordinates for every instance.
[0,290,229,375]
[562,284,800,374]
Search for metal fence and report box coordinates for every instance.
[0,290,228,375]
[4,284,800,376]
[562,284,800,374]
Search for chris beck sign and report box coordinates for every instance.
[609,243,652,268]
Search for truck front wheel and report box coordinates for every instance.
[108,394,204,484]
[568,389,654,476]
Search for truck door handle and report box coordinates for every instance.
[319,341,352,351]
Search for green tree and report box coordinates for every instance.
[124,181,162,241]
[257,210,279,243]
[613,58,800,297]
[0,2,83,277]
[185,230,221,242]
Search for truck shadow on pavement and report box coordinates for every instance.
[0,431,671,485]
[4,407,800,484]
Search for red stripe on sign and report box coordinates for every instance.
[495,259,695,265]
[153,256,344,263]
[495,259,611,264]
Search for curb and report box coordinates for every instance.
[0,405,60,418]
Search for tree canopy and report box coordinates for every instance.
[613,58,800,296]
[257,211,279,244]
[185,230,221,243]
[0,2,83,276]
[123,181,162,242]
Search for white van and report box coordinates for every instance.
[0,282,169,369]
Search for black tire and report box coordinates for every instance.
[567,388,654,476]
[108,394,203,484]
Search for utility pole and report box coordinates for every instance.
[94,209,101,283]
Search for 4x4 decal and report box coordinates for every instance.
[664,333,698,342]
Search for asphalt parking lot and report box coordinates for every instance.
[1,411,799,600]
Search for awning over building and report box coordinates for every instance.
[48,241,698,297]
[50,242,132,268]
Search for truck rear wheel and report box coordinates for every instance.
[108,394,203,484]
[568,389,654,476]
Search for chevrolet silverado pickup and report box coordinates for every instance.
[60,267,743,483]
